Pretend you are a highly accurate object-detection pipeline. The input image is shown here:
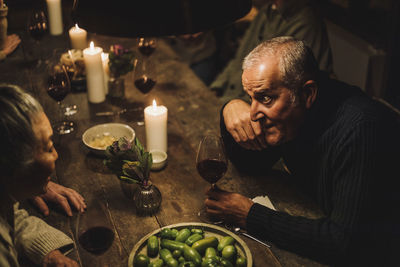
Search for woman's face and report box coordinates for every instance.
[13,112,58,199]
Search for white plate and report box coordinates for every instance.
[82,123,135,155]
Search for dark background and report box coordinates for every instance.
[5,0,400,109]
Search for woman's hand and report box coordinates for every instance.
[32,181,86,216]
[43,250,79,267]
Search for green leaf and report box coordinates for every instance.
[118,176,139,184]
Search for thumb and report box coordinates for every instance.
[32,196,50,216]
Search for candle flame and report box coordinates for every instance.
[90,41,94,49]
[152,99,157,109]
[75,23,80,29]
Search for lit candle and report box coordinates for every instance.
[144,99,168,152]
[101,52,109,94]
[83,41,106,103]
[69,24,87,50]
[46,0,63,35]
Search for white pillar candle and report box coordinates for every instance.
[101,52,109,94]
[144,99,168,152]
[83,41,106,103]
[46,0,63,35]
[69,24,87,50]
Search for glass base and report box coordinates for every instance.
[197,207,223,225]
[63,104,78,116]
[54,121,75,135]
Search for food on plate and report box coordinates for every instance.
[88,134,117,149]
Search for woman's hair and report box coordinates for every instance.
[242,36,319,101]
[0,85,43,178]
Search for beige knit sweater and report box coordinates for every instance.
[0,203,74,267]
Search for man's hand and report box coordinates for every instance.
[43,250,79,267]
[205,187,254,228]
[223,99,267,150]
[32,181,86,217]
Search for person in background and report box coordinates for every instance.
[211,0,332,101]
[0,85,80,266]
[0,34,20,61]
[207,37,399,265]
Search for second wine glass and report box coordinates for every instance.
[196,134,228,223]
[46,63,74,135]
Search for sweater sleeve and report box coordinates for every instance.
[13,203,74,265]
[246,119,399,265]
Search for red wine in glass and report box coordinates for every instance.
[138,37,156,56]
[78,226,115,255]
[197,159,227,184]
[47,74,70,102]
[134,76,156,94]
[46,64,74,135]
[27,10,48,41]
[196,135,228,223]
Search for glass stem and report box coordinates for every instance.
[57,101,63,122]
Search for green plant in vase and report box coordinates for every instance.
[104,137,161,215]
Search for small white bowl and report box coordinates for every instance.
[82,123,135,155]
[150,150,167,171]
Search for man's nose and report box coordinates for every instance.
[250,101,264,122]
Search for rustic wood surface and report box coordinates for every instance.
[1,32,326,267]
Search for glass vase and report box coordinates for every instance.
[133,181,162,216]
[108,76,125,98]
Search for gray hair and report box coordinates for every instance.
[0,85,43,178]
[242,36,319,101]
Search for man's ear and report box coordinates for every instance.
[302,80,318,109]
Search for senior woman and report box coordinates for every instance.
[0,85,79,266]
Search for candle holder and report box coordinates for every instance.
[0,4,7,50]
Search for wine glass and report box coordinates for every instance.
[76,201,115,265]
[134,37,157,94]
[196,134,228,223]
[46,63,75,135]
[27,9,48,65]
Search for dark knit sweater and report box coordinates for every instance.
[220,77,400,266]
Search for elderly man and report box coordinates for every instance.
[0,85,79,266]
[206,37,399,265]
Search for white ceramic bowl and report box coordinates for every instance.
[82,123,135,155]
[150,150,167,171]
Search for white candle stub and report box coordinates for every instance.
[144,99,168,153]
[69,24,87,50]
[101,52,109,94]
[83,41,106,103]
[150,150,168,171]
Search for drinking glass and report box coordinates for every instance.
[196,134,228,223]
[27,9,48,65]
[76,202,115,265]
[134,37,157,94]
[46,63,75,135]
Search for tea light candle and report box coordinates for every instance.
[83,41,106,103]
[69,24,87,50]
[46,0,63,35]
[144,99,168,152]
[101,52,109,94]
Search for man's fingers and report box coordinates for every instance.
[65,190,86,213]
[32,196,50,216]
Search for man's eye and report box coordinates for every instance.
[262,95,273,104]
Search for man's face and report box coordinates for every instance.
[15,112,58,199]
[242,56,307,146]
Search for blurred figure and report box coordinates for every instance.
[0,34,20,61]
[211,0,332,101]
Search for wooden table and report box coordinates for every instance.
[1,32,326,267]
